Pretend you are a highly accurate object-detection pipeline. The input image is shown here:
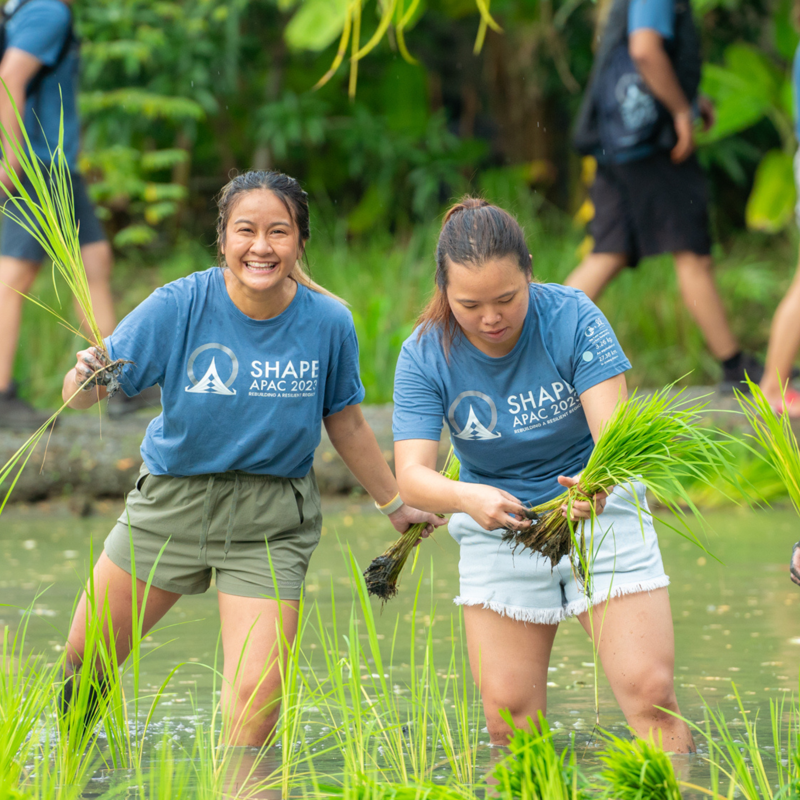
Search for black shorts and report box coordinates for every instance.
[589,151,711,267]
[0,173,107,261]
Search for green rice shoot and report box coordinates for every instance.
[598,730,682,800]
[364,448,460,601]
[735,377,800,516]
[504,384,733,583]
[0,83,128,518]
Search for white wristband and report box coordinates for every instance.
[375,493,404,516]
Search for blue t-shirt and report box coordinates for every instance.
[106,269,366,478]
[5,0,79,170]
[393,284,631,507]
[629,0,674,39]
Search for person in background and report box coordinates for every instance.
[760,5,800,418]
[0,0,132,429]
[568,0,759,393]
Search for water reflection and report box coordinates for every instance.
[2,499,799,796]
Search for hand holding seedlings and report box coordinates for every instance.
[457,482,532,533]
[75,347,111,390]
[386,503,441,539]
[556,474,610,520]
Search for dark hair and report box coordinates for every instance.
[417,196,532,353]
[215,170,343,302]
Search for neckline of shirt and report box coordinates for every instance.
[213,268,305,328]
[454,283,537,365]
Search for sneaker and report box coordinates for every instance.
[0,382,52,430]
[770,387,800,419]
[718,353,764,395]
[106,384,161,419]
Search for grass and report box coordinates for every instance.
[505,385,734,582]
[597,731,682,800]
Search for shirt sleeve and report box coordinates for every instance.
[392,343,445,442]
[628,0,674,39]
[104,288,178,397]
[7,1,71,66]
[570,293,631,397]
[322,324,365,417]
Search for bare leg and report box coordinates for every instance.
[0,256,40,391]
[564,252,628,302]
[66,551,181,670]
[462,605,558,745]
[761,258,800,404]
[217,592,300,747]
[79,240,115,337]
[577,587,694,753]
[673,252,739,361]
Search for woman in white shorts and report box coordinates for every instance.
[392,196,694,751]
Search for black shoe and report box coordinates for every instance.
[106,384,161,419]
[57,671,108,732]
[718,352,764,395]
[0,382,52,430]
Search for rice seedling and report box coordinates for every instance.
[428,612,481,786]
[504,385,732,582]
[735,379,800,514]
[0,89,129,517]
[364,450,460,600]
[490,710,583,800]
[319,773,480,800]
[597,730,682,800]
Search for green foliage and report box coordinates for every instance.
[699,39,796,233]
[491,711,581,800]
[598,731,682,800]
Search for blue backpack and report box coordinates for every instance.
[572,0,701,162]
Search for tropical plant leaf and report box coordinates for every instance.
[745,148,796,233]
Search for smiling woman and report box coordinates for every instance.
[56,169,442,748]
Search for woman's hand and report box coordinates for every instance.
[387,504,445,538]
[557,474,609,521]
[456,483,532,533]
[74,346,110,390]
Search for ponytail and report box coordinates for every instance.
[417,196,531,355]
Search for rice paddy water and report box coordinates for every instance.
[2,495,800,797]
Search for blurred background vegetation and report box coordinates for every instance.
[14,0,800,404]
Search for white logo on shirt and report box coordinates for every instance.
[185,343,239,396]
[448,391,501,441]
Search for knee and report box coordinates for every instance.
[0,260,39,294]
[626,665,678,717]
[482,689,545,744]
[674,252,713,277]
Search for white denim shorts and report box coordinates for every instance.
[449,481,669,624]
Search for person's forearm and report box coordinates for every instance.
[62,367,106,409]
[396,462,465,515]
[629,31,691,116]
[325,408,400,506]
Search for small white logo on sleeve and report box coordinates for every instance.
[185,343,239,396]
[582,351,594,362]
[448,391,501,441]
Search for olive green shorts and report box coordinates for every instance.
[104,464,322,600]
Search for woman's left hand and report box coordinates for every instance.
[387,504,446,538]
[557,474,610,521]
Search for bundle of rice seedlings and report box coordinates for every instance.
[0,85,127,514]
[491,711,583,800]
[735,378,800,515]
[503,385,732,580]
[364,449,460,600]
[598,731,682,800]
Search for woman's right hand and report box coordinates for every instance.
[457,483,532,533]
[74,346,110,390]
